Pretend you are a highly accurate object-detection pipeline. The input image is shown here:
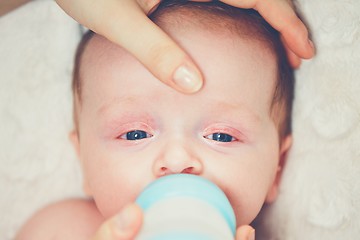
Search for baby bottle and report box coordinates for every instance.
[135,174,236,240]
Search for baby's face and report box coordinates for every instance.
[74,29,291,225]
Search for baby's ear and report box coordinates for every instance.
[69,130,93,196]
[69,130,80,158]
[265,135,293,203]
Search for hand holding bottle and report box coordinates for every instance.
[92,174,256,240]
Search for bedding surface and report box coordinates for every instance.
[0,1,83,239]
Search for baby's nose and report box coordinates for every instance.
[152,142,203,177]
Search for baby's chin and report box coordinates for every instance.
[232,201,264,226]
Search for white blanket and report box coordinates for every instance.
[0,1,83,239]
[0,0,359,239]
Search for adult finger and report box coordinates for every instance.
[219,0,314,61]
[255,0,315,68]
[92,204,143,240]
[189,0,313,68]
[56,0,203,94]
[236,225,256,240]
[282,35,302,68]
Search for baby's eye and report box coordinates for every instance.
[119,130,152,141]
[205,133,236,142]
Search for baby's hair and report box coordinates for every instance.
[72,0,294,138]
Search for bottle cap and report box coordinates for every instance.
[136,174,236,234]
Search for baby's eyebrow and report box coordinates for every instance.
[209,101,261,124]
[97,96,263,129]
[97,96,146,116]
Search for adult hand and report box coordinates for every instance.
[206,0,315,68]
[56,0,203,94]
[92,204,143,240]
[0,0,31,16]
[55,0,314,94]
[92,203,256,240]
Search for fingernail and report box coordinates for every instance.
[249,229,255,240]
[173,64,202,93]
[115,205,135,231]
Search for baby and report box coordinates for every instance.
[17,1,294,239]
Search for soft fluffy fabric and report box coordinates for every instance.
[257,0,360,239]
[0,0,359,239]
[0,1,84,239]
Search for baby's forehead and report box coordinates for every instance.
[77,3,280,105]
[82,5,275,60]
[151,3,276,50]
[80,23,277,101]
[83,34,129,63]
[81,30,277,109]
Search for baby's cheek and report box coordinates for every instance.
[91,174,144,218]
[92,185,133,218]
[230,192,265,226]
[225,172,271,226]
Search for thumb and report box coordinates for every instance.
[93,204,143,240]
